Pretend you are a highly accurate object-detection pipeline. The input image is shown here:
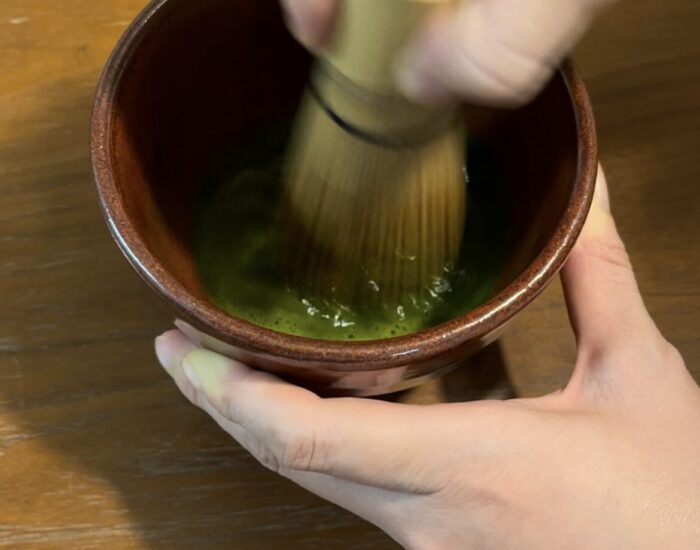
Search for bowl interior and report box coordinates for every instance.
[102,0,582,347]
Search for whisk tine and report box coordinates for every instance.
[282,62,466,311]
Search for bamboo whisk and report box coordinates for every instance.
[283,0,466,308]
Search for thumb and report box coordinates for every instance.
[562,167,665,371]
[397,0,611,106]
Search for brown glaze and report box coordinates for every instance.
[91,0,597,396]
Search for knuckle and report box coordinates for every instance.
[277,427,327,472]
[458,54,543,107]
[255,444,283,474]
[579,234,633,274]
[498,63,550,105]
[485,43,552,106]
[218,392,241,422]
[657,339,686,369]
[484,77,540,107]
[186,380,211,411]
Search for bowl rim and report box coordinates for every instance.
[91,0,597,371]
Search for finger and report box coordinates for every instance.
[202,393,414,539]
[397,0,611,106]
[156,331,276,466]
[158,331,494,493]
[279,0,338,50]
[160,330,361,480]
[188,386,415,544]
[157,333,413,535]
[155,329,199,400]
[561,167,665,374]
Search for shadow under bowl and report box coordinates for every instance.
[91,0,597,396]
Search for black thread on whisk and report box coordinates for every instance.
[308,83,458,150]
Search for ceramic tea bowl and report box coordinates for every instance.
[91,0,597,396]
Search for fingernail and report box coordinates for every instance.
[181,349,232,401]
[183,362,202,390]
[155,330,199,377]
[594,165,612,214]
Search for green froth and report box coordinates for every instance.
[192,119,510,341]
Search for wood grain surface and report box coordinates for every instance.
[1,0,698,547]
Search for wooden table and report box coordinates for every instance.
[1,0,698,547]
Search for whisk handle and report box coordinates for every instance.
[323,0,452,95]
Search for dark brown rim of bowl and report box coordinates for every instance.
[91,0,597,372]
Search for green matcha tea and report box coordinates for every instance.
[192,120,511,341]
